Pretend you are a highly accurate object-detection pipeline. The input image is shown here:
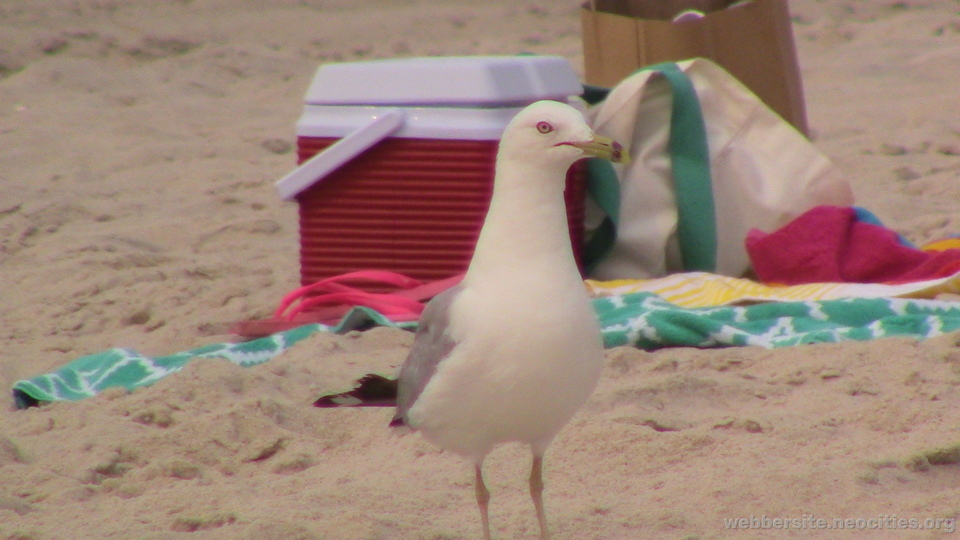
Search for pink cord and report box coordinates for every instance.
[274,270,429,321]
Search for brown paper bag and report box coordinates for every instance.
[581,0,809,136]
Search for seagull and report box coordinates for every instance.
[315,100,628,539]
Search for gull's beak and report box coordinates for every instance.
[567,134,630,165]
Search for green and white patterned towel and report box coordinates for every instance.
[12,307,412,409]
[594,293,960,348]
[13,294,960,408]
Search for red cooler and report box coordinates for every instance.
[275,56,586,288]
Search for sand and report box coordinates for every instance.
[3,0,960,538]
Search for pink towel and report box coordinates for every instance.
[746,206,960,284]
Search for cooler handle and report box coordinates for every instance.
[275,108,407,200]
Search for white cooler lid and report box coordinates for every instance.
[303,55,581,106]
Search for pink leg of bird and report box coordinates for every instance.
[530,455,549,540]
[475,464,491,540]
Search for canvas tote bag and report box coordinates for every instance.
[585,59,854,280]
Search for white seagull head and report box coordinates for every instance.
[498,100,629,175]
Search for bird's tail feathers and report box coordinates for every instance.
[313,373,398,408]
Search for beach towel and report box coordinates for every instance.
[747,205,960,284]
[594,293,960,349]
[586,271,960,308]
[12,307,413,409]
[13,294,960,408]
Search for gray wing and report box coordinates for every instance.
[389,284,462,427]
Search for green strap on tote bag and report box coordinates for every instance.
[583,62,717,275]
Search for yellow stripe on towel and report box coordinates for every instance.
[586,272,960,308]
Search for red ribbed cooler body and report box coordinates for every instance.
[295,136,586,287]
